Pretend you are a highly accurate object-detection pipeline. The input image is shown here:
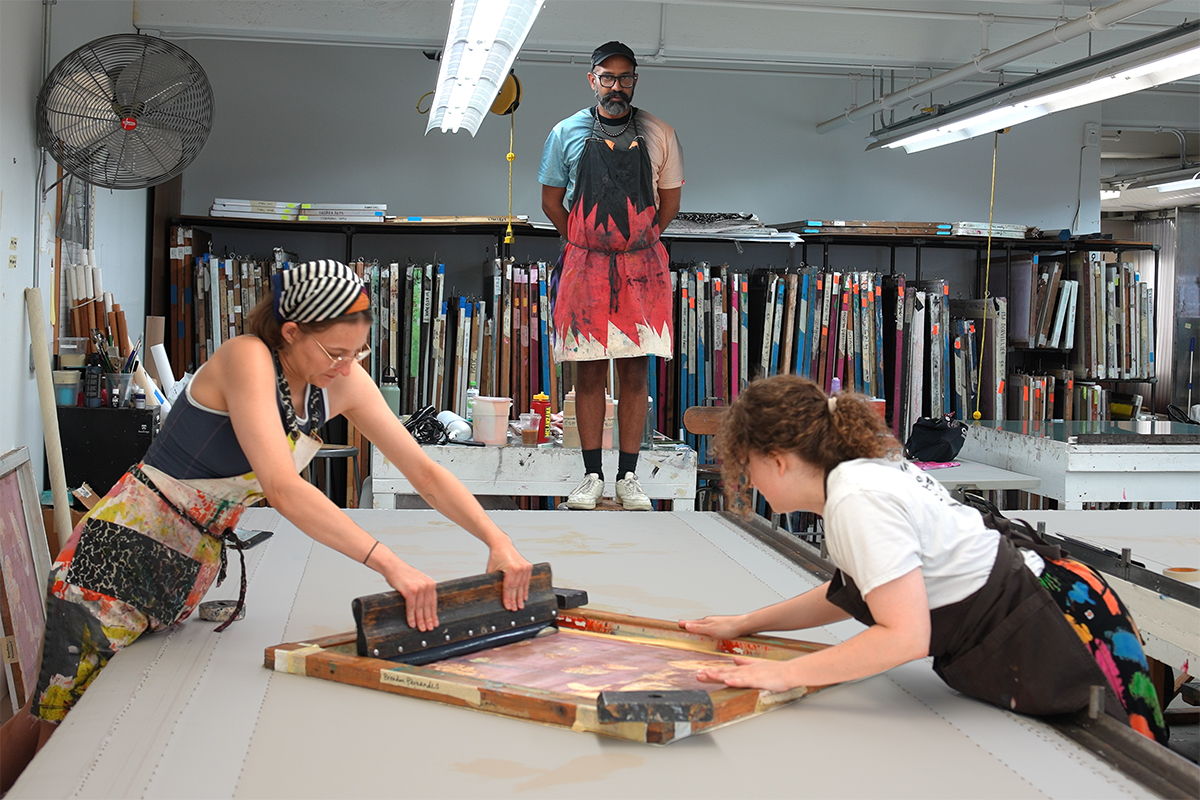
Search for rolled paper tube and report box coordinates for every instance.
[87,299,101,341]
[26,287,73,554]
[115,307,128,358]
[75,263,88,301]
[64,265,77,302]
[71,306,84,343]
[91,264,103,299]
[131,360,168,412]
[103,290,113,316]
[151,343,176,395]
[1163,567,1199,583]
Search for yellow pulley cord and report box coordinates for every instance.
[505,112,515,245]
[972,130,1000,421]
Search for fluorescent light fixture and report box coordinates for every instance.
[426,0,545,136]
[871,28,1200,153]
[1100,189,1122,200]
[1155,174,1200,192]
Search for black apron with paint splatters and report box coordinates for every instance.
[825,524,1125,721]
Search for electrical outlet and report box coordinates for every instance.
[1084,122,1100,149]
[8,237,17,250]
[7,254,16,268]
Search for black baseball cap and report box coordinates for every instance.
[591,41,637,68]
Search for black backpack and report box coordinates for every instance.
[904,415,966,462]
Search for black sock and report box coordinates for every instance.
[582,448,603,481]
[618,450,638,479]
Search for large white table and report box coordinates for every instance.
[961,420,1200,509]
[372,443,698,509]
[926,459,1041,492]
[11,509,1159,799]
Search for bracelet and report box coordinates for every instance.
[363,540,380,565]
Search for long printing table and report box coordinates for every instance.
[371,443,698,509]
[1010,510,1200,684]
[10,508,1172,799]
[961,420,1200,509]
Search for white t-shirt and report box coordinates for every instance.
[823,458,1043,609]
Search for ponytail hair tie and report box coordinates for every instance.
[827,396,838,414]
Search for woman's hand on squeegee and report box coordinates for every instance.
[487,543,533,611]
[382,561,439,631]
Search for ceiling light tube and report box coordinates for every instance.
[1155,175,1200,192]
[870,28,1200,153]
[426,0,545,136]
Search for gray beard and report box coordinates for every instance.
[596,91,630,117]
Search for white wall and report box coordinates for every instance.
[0,0,145,474]
[178,41,1102,234]
[0,0,45,465]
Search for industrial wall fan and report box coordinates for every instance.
[36,33,214,190]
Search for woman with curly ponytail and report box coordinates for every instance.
[680,375,1165,744]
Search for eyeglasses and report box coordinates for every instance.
[310,335,371,367]
[591,72,637,89]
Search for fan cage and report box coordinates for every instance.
[37,33,214,190]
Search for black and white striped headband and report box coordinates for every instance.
[273,260,369,323]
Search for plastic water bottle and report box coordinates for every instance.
[465,381,479,423]
[437,410,473,442]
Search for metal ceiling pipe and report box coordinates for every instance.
[611,0,1169,30]
[1101,157,1188,179]
[815,0,1174,133]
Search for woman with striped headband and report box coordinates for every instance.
[1,261,533,788]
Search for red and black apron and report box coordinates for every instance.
[826,520,1167,743]
[550,110,673,362]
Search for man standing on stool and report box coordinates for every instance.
[540,41,683,510]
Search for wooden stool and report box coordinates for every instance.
[683,405,728,511]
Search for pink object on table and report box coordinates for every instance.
[913,461,961,470]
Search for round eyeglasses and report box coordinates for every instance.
[591,72,637,89]
[311,335,371,367]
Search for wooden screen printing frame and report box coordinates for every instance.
[266,608,829,745]
[0,446,54,715]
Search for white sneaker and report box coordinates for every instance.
[615,472,652,511]
[566,473,605,509]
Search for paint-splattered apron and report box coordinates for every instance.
[826,521,1167,743]
[33,352,323,722]
[550,110,673,362]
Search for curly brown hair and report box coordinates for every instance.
[716,375,900,514]
[245,295,374,350]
